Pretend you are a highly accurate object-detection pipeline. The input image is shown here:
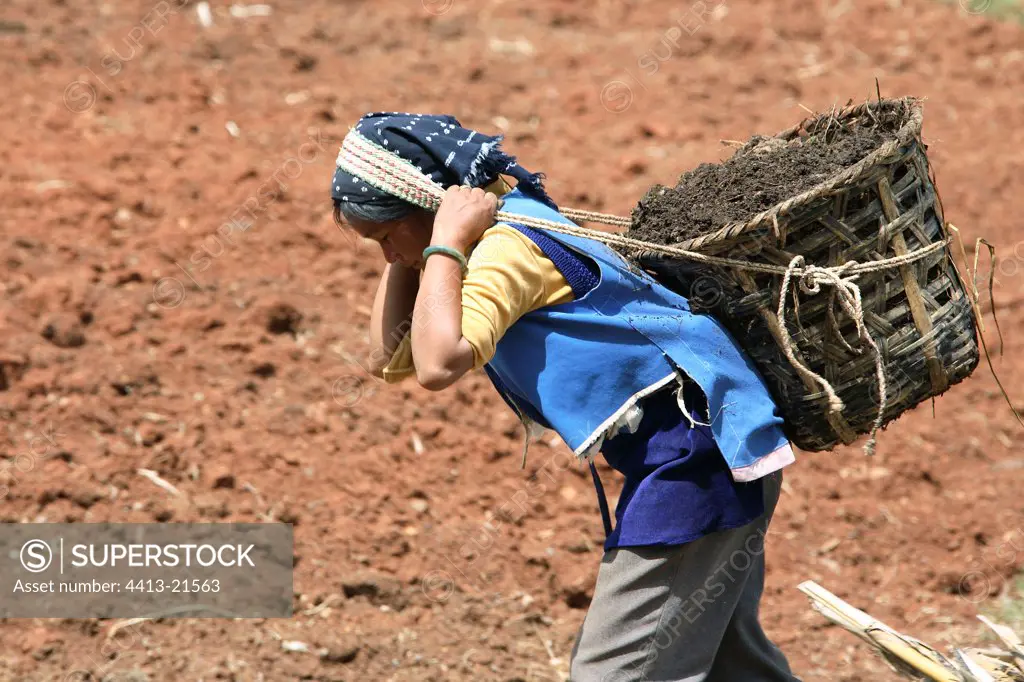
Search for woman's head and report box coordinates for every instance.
[333,194,434,268]
[331,112,556,266]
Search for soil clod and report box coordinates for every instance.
[41,314,86,348]
[264,302,303,335]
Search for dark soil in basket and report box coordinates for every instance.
[628,103,909,246]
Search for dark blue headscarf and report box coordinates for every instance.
[331,112,557,210]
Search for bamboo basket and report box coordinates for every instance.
[636,97,980,452]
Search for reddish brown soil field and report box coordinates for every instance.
[3,0,1024,680]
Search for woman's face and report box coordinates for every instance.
[346,210,434,269]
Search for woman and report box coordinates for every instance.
[332,112,801,681]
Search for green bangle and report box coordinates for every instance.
[422,245,468,274]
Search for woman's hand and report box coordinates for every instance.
[430,185,499,253]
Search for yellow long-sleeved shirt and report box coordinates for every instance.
[381,185,573,383]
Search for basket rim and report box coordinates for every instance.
[641,96,926,258]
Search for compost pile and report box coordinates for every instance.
[628,102,909,245]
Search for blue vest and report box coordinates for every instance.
[483,189,793,481]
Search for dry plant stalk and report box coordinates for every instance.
[798,580,1024,682]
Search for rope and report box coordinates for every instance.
[338,129,947,278]
[776,256,888,455]
[336,121,938,456]
[560,207,632,229]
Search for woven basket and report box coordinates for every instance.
[636,97,980,452]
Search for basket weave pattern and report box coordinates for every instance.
[640,100,980,451]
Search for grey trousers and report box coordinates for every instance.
[569,471,799,682]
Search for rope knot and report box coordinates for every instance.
[798,260,860,296]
